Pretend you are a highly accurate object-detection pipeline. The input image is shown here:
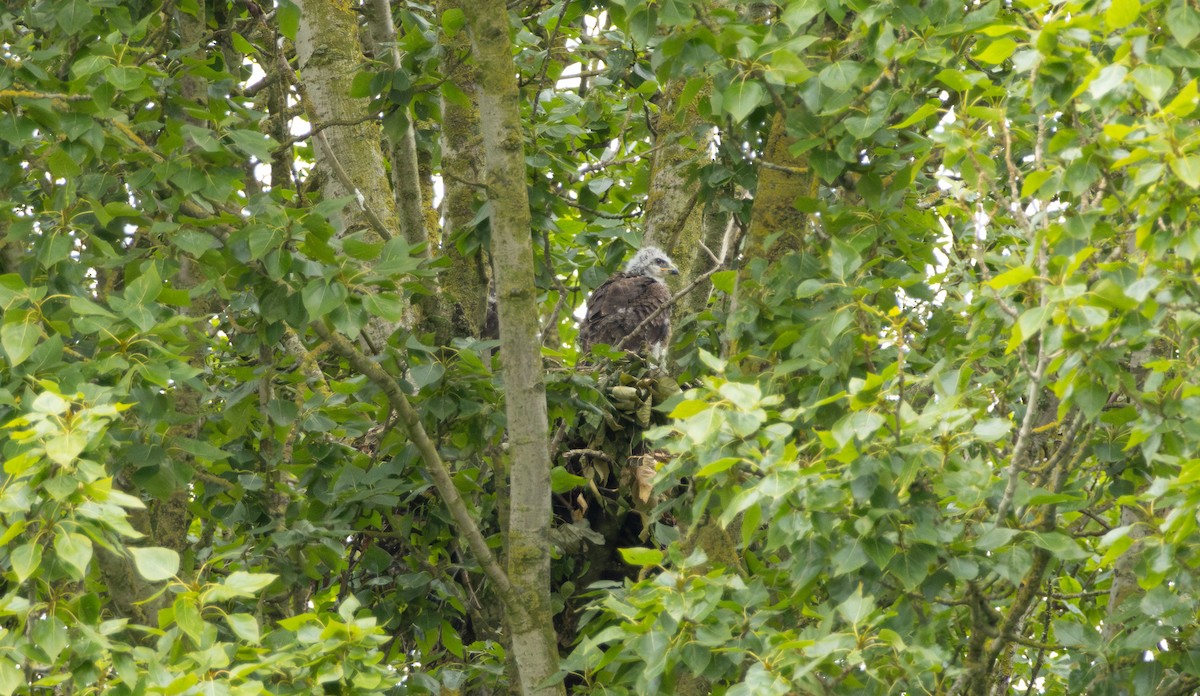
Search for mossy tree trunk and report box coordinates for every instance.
[439,0,491,339]
[294,0,398,242]
[466,2,564,694]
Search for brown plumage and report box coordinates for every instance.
[578,246,679,361]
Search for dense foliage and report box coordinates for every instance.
[2,0,1200,694]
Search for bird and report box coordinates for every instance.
[578,246,680,362]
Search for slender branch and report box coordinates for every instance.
[310,323,521,614]
[561,448,615,465]
[577,141,673,176]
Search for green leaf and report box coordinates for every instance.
[11,543,41,583]
[362,292,406,323]
[829,238,862,280]
[276,0,300,40]
[124,264,162,306]
[973,418,1011,442]
[976,526,1019,550]
[1088,65,1128,99]
[619,547,664,566]
[410,362,445,389]
[1168,3,1200,46]
[226,613,261,643]
[1169,155,1200,188]
[974,38,1017,64]
[892,101,941,130]
[818,61,862,91]
[55,0,94,30]
[205,571,279,602]
[1027,531,1090,561]
[302,279,348,320]
[54,530,93,579]
[32,616,68,661]
[1106,0,1141,29]
[710,270,737,294]
[985,265,1034,289]
[723,80,765,123]
[227,129,278,161]
[0,657,22,696]
[247,225,285,260]
[781,0,822,30]
[1,310,39,367]
[836,584,875,626]
[551,466,589,493]
[1130,64,1174,103]
[174,596,205,645]
[130,546,180,582]
[104,66,145,90]
[442,620,465,658]
[45,432,88,466]
[441,8,466,36]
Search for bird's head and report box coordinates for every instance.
[625,245,680,279]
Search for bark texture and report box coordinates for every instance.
[466,2,564,694]
[742,112,813,267]
[439,0,491,338]
[294,0,398,239]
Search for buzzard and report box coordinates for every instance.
[578,246,679,361]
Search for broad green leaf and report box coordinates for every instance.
[124,265,162,305]
[1106,0,1140,29]
[551,466,589,493]
[1170,155,1200,188]
[45,431,87,466]
[1088,65,1127,99]
[441,8,466,36]
[974,39,1017,64]
[32,616,68,661]
[619,547,664,566]
[976,526,1019,550]
[891,101,941,130]
[973,418,1012,442]
[836,585,875,625]
[1130,64,1174,103]
[710,270,737,294]
[723,80,765,123]
[817,61,862,91]
[0,657,21,696]
[11,542,41,583]
[1168,3,1200,46]
[302,279,348,320]
[276,0,300,39]
[174,596,205,644]
[226,613,261,643]
[205,571,279,602]
[104,65,145,90]
[54,530,93,579]
[411,362,445,389]
[130,546,180,582]
[986,265,1034,289]
[1,311,39,367]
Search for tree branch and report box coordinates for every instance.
[310,322,521,615]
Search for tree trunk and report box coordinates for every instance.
[439,0,491,338]
[294,0,398,241]
[742,112,813,268]
[466,2,563,694]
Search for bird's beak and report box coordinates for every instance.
[669,265,680,275]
